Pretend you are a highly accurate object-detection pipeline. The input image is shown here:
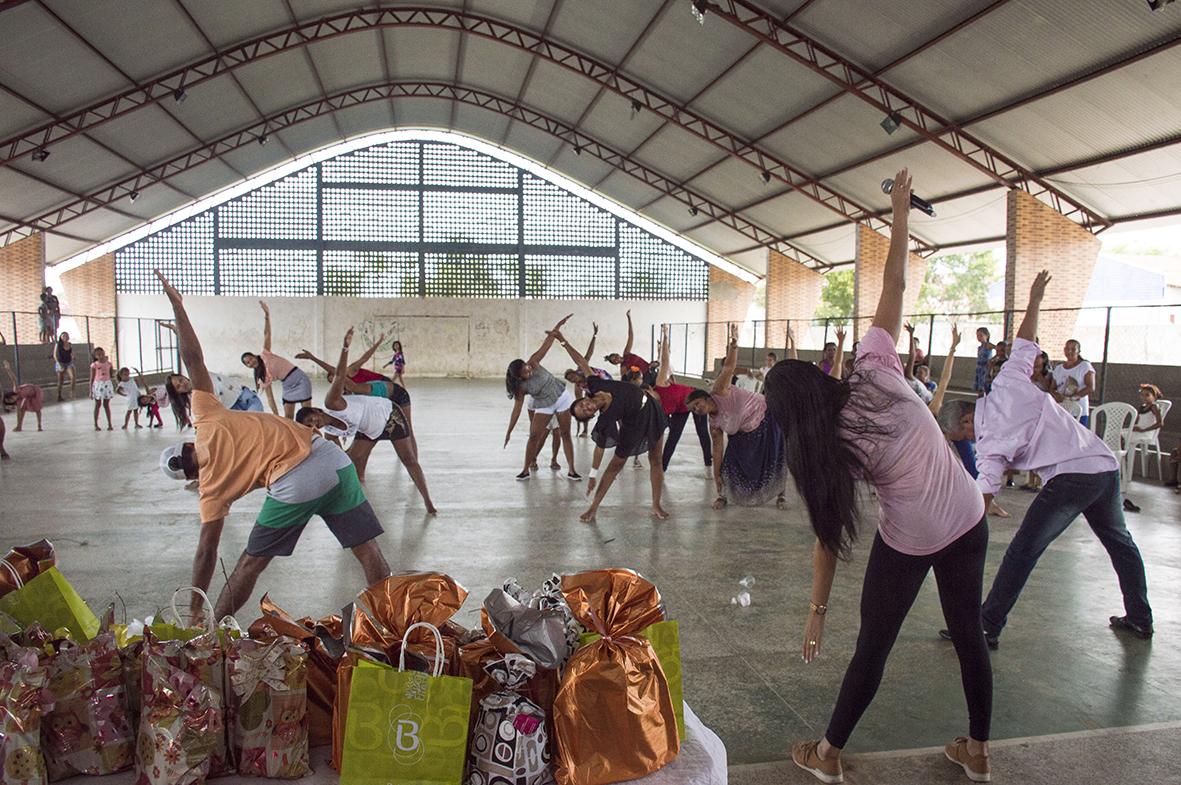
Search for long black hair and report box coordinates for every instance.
[505,359,525,398]
[242,352,267,388]
[764,359,895,559]
[163,375,192,428]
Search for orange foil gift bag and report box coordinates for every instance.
[552,569,679,785]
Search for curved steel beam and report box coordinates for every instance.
[702,0,1109,231]
[0,6,932,254]
[2,81,829,271]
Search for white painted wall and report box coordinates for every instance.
[116,294,706,378]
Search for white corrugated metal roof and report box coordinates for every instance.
[0,0,1178,273]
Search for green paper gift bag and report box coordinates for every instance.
[340,622,473,785]
[0,566,99,640]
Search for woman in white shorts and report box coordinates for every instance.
[504,315,579,482]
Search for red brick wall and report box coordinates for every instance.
[60,253,117,362]
[1005,190,1100,357]
[853,224,926,343]
[0,234,45,343]
[766,249,824,326]
[707,265,755,369]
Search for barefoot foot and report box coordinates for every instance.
[579,509,597,523]
[651,506,670,520]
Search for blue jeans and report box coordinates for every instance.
[982,470,1152,636]
[231,388,264,412]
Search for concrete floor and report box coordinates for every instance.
[2,378,1178,782]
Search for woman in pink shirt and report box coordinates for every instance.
[765,170,992,785]
[686,323,788,509]
[240,301,312,418]
[89,346,115,431]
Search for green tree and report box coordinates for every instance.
[916,251,1000,315]
[815,269,854,321]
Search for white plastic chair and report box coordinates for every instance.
[1128,399,1171,481]
[1090,402,1136,492]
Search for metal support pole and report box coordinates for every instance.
[703,322,709,378]
[11,312,20,385]
[683,323,689,376]
[137,318,144,373]
[823,318,830,351]
[1099,306,1112,405]
[85,316,91,351]
[926,313,935,360]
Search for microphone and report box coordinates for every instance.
[881,178,936,217]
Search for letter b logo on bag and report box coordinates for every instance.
[387,706,424,765]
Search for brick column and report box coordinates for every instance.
[60,253,117,362]
[706,265,755,371]
[0,233,46,343]
[766,249,824,337]
[1005,190,1100,355]
[853,224,926,342]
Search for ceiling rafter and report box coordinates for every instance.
[449,0,472,129]
[701,0,1108,230]
[0,6,933,254]
[34,0,250,184]
[499,0,563,146]
[172,0,296,161]
[0,80,830,271]
[651,0,1014,215]
[372,2,397,128]
[0,211,91,243]
[544,0,674,167]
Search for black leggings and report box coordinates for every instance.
[662,411,712,470]
[826,517,992,748]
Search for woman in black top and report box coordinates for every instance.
[555,328,669,522]
[54,332,76,401]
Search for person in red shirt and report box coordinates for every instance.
[603,310,653,383]
[652,324,711,472]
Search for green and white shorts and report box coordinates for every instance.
[247,437,383,557]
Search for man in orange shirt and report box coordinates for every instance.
[154,270,390,619]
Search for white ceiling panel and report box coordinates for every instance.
[825,144,996,214]
[594,170,665,210]
[502,120,565,168]
[178,0,289,49]
[450,103,512,146]
[728,248,768,276]
[160,78,262,142]
[85,105,198,169]
[691,46,838,140]
[518,60,602,125]
[55,207,139,245]
[335,102,398,141]
[309,32,386,95]
[469,0,553,29]
[794,224,856,264]
[233,48,320,116]
[640,195,701,234]
[44,234,93,265]
[45,0,209,82]
[12,136,136,194]
[459,32,535,97]
[546,146,615,191]
[165,159,241,201]
[218,138,299,180]
[633,124,731,183]
[690,156,779,210]
[911,189,1009,247]
[386,28,459,82]
[548,1,661,66]
[0,168,73,218]
[117,183,189,223]
[580,93,668,153]
[0,4,127,116]
[388,97,453,131]
[744,190,843,237]
[684,222,758,257]
[0,92,50,140]
[273,115,342,160]
[624,7,755,105]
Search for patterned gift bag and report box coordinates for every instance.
[227,636,310,778]
[465,654,553,785]
[42,631,135,779]
[1,641,53,785]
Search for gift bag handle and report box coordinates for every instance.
[398,621,445,678]
[0,560,22,590]
[168,586,218,634]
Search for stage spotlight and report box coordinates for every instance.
[688,206,699,216]
[1148,0,1175,9]
[173,87,186,104]
[690,0,707,25]
[573,145,582,156]
[760,170,771,184]
[32,148,50,162]
[258,134,269,146]
[880,111,903,135]
[129,191,140,202]
[630,99,642,118]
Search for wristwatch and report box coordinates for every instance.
[809,601,828,616]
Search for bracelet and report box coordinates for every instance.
[589,467,598,479]
[810,601,828,616]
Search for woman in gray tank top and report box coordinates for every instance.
[504,315,580,482]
